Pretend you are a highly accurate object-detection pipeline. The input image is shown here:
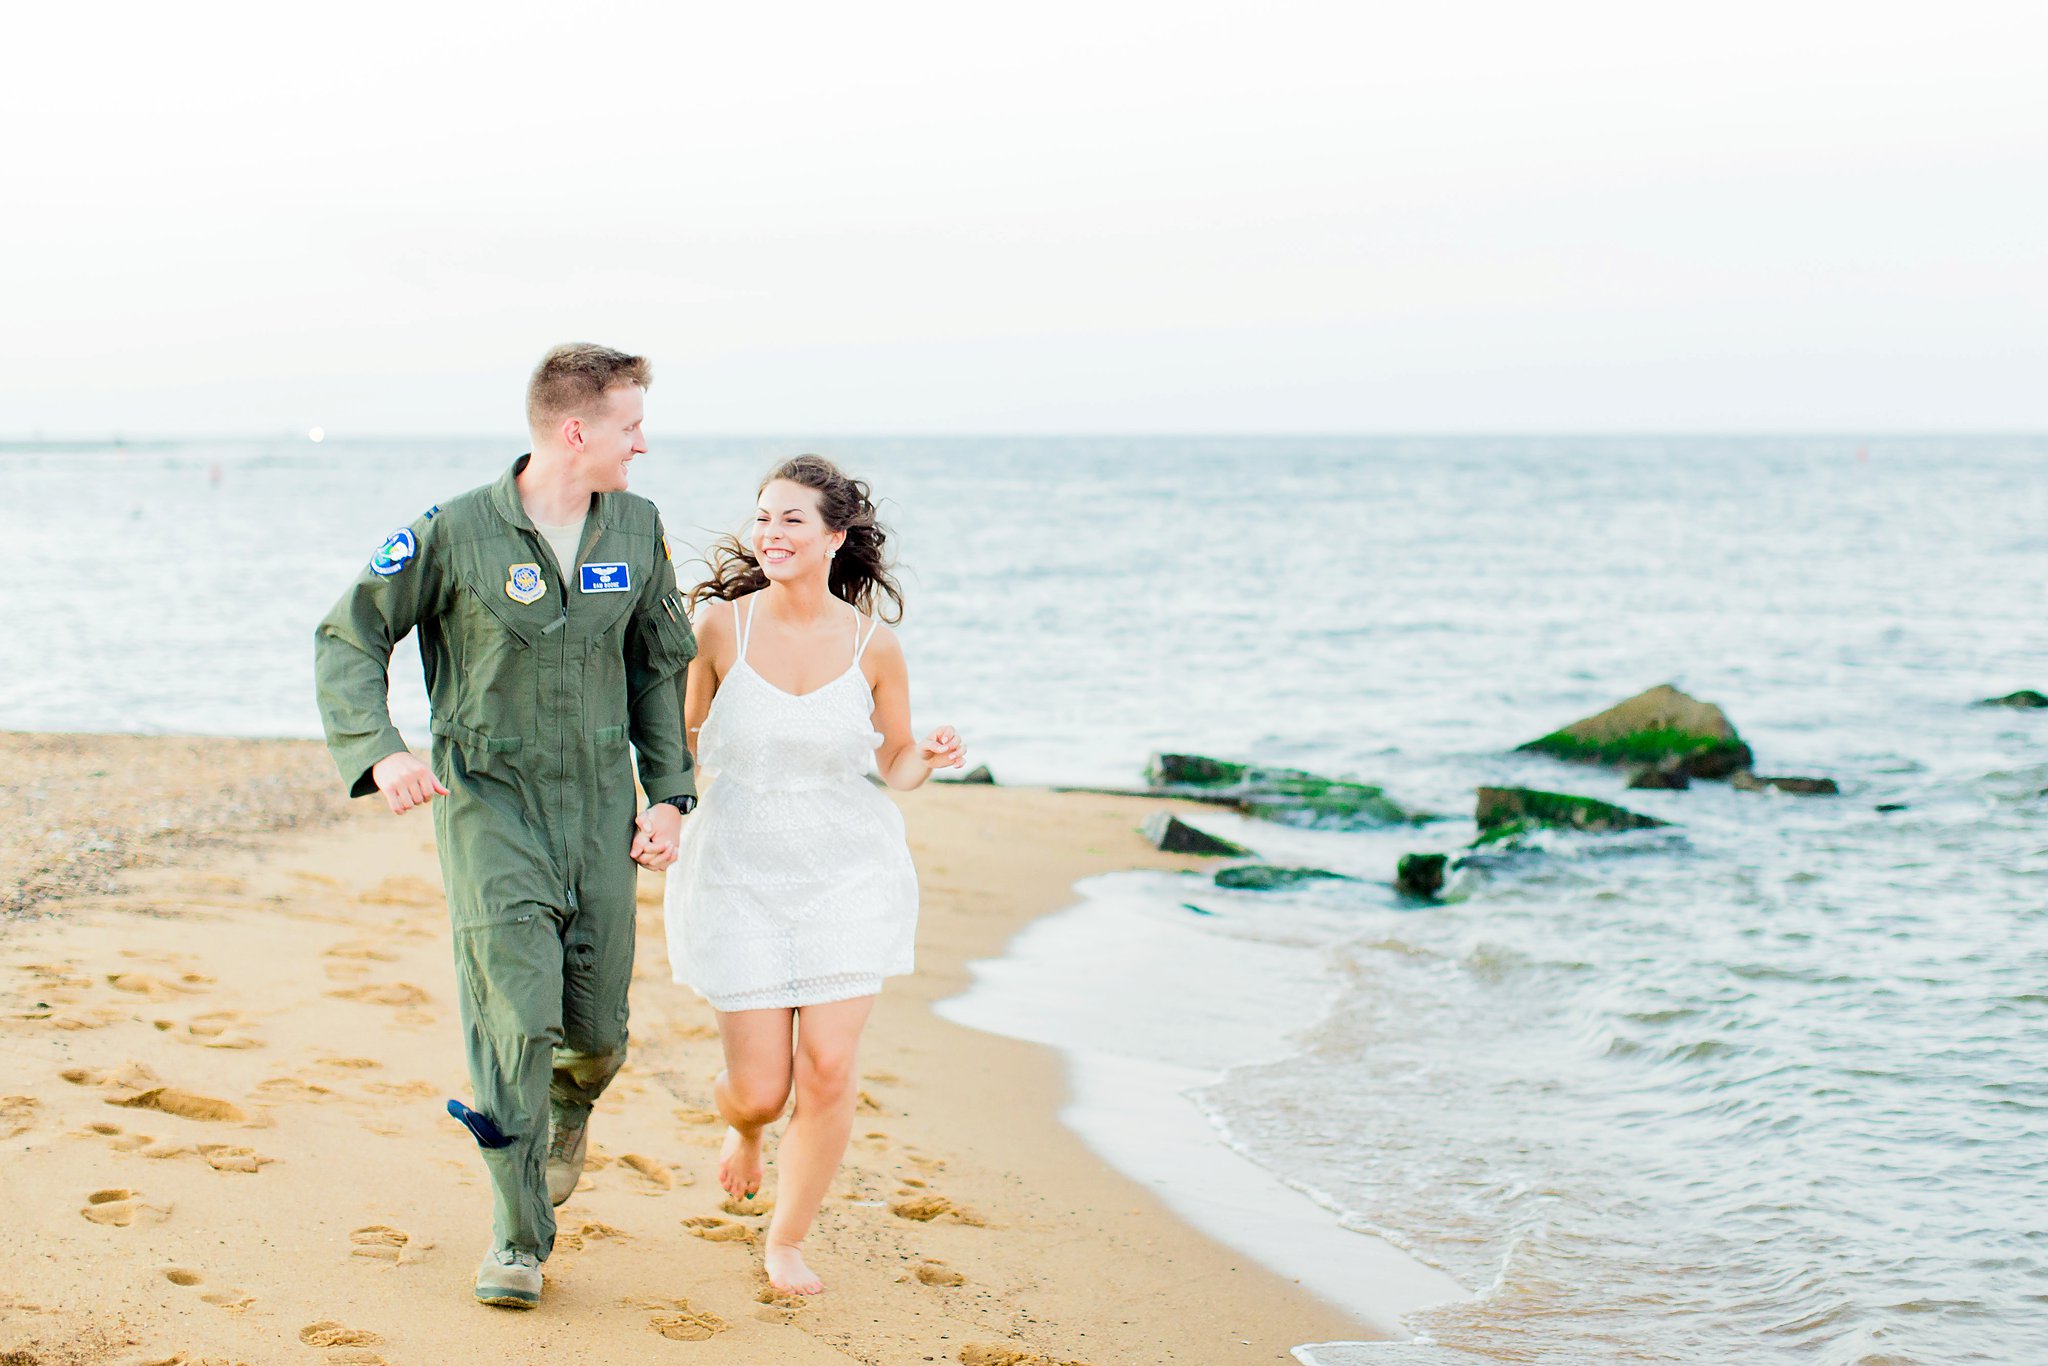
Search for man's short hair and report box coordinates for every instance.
[526,343,652,432]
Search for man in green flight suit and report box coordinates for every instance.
[313,343,697,1309]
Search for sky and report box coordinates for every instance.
[3,0,2045,436]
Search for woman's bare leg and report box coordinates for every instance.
[764,994,875,1293]
[712,1007,795,1199]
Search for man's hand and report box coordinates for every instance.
[631,802,684,871]
[371,751,449,815]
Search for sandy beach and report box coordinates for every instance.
[1,733,1381,1365]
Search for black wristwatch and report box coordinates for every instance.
[660,795,697,814]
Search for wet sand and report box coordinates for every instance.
[1,733,1384,1364]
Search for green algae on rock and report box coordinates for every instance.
[1212,865,1357,892]
[1976,689,2048,709]
[1143,753,1435,830]
[1474,787,1670,845]
[1517,684,1753,780]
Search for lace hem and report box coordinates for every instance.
[696,971,891,1013]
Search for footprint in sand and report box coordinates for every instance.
[299,1320,383,1348]
[2,1094,38,1139]
[153,1267,255,1315]
[168,1010,263,1050]
[357,875,443,907]
[313,1056,381,1071]
[257,1076,339,1102]
[63,1061,160,1091]
[958,1347,1096,1366]
[619,1153,682,1192]
[323,940,400,964]
[754,1283,809,1315]
[890,1194,987,1227]
[681,1216,751,1243]
[673,1106,723,1128]
[325,983,429,1008]
[720,1193,772,1217]
[81,1188,172,1226]
[109,1088,248,1124]
[348,1225,433,1266]
[106,971,215,998]
[627,1298,730,1341]
[916,1261,968,1287]
[84,1123,272,1173]
[63,1063,247,1123]
[551,1221,628,1254]
[361,1079,436,1099]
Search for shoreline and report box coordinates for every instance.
[936,872,1467,1343]
[2,733,1387,1364]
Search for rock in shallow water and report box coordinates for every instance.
[1976,689,2048,708]
[1517,683,1753,780]
[1140,812,1252,857]
[1395,853,1448,899]
[1143,752,1434,829]
[1212,864,1355,891]
[1474,787,1669,844]
[1731,772,1840,796]
[1627,761,1692,790]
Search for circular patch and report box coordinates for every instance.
[370,527,417,577]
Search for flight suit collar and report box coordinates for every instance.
[490,454,615,535]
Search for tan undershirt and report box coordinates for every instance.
[534,516,586,585]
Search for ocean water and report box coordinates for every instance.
[6,434,2046,1361]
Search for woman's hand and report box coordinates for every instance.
[631,803,684,871]
[917,726,965,770]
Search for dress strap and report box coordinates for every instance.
[736,594,756,662]
[853,606,882,663]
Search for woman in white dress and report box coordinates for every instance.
[664,454,963,1296]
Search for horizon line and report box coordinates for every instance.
[3,428,2046,446]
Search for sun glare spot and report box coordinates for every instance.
[308,426,326,443]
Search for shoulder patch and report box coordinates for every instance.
[370,526,417,577]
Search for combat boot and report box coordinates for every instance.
[474,1246,541,1308]
[546,1116,588,1207]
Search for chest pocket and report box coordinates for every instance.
[635,589,698,681]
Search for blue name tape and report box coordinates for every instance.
[580,562,631,593]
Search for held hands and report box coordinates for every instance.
[918,726,966,771]
[371,752,449,815]
[631,803,684,872]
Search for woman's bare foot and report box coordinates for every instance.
[719,1126,764,1199]
[764,1240,824,1294]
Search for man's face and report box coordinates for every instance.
[571,384,646,492]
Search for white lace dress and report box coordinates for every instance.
[663,595,919,1011]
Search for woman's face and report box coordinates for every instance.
[753,478,843,581]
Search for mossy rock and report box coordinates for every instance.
[1518,684,1752,779]
[1144,753,1434,830]
[1148,754,1250,786]
[1394,853,1447,899]
[1977,689,2048,709]
[1474,787,1668,844]
[1213,865,1356,892]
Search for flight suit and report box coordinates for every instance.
[313,456,696,1259]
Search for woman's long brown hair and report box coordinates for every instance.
[688,454,906,623]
